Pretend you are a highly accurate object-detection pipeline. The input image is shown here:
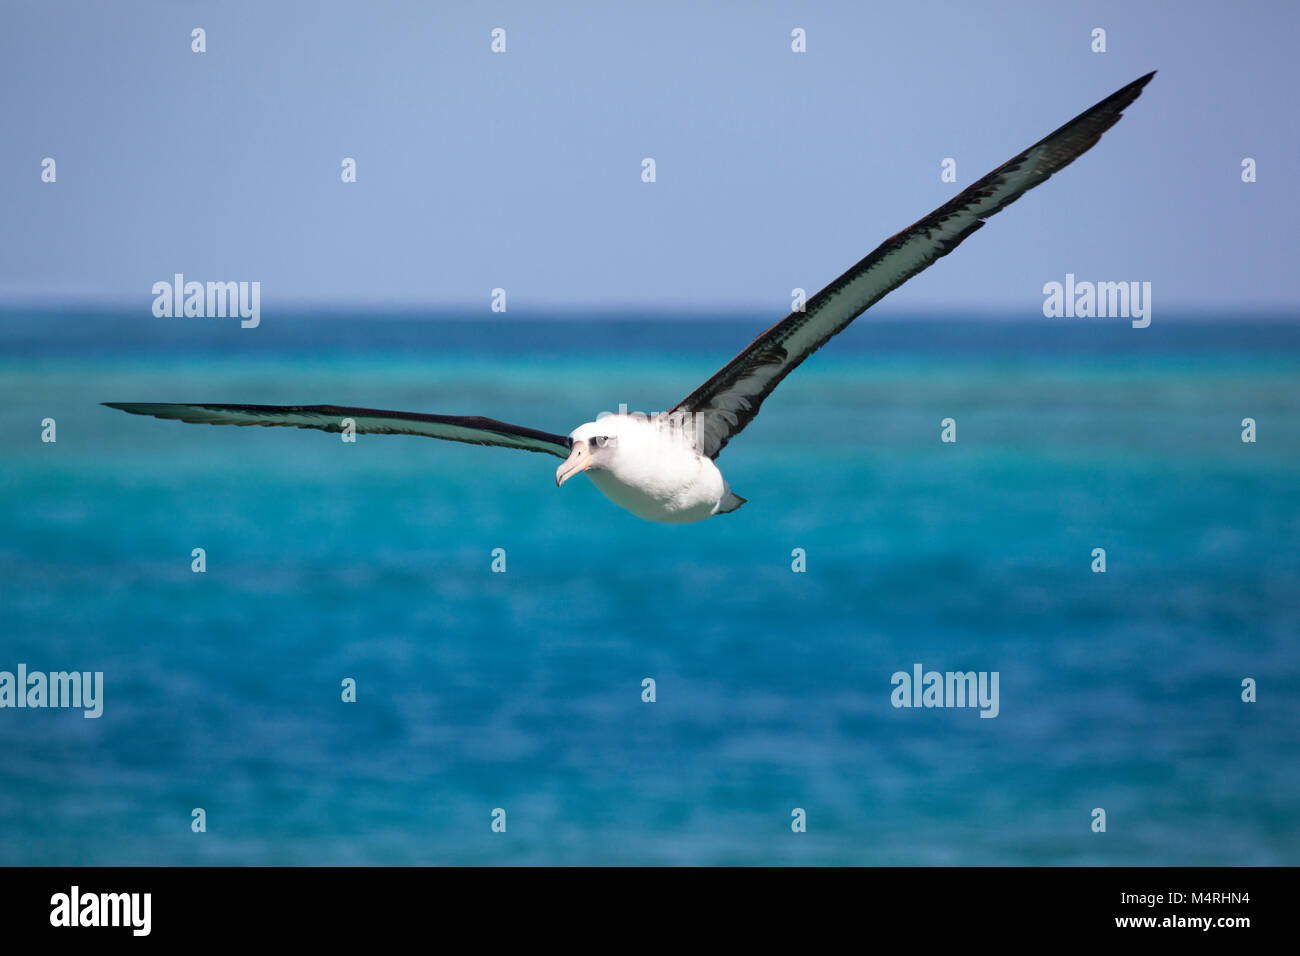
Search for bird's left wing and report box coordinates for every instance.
[669,71,1155,459]
[104,403,572,457]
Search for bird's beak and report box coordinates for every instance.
[555,440,592,487]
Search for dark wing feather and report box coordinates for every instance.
[104,403,571,457]
[671,71,1156,458]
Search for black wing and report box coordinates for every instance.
[671,71,1156,458]
[104,403,571,457]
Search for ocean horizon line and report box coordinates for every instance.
[2,298,1299,326]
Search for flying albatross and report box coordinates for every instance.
[108,72,1154,523]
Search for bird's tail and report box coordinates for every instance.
[716,491,747,515]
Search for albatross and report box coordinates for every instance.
[107,72,1154,524]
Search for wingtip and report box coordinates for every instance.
[1094,71,1156,116]
[1122,71,1157,97]
[103,402,154,416]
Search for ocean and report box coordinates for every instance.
[1,308,1297,865]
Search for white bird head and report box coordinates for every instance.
[555,418,628,487]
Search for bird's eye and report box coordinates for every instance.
[593,436,607,448]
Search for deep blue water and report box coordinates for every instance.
[2,308,1298,865]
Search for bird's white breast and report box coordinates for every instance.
[584,415,728,523]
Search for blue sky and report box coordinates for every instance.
[2,0,1297,315]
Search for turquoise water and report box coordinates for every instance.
[2,310,1298,864]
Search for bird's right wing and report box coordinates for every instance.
[104,403,572,457]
